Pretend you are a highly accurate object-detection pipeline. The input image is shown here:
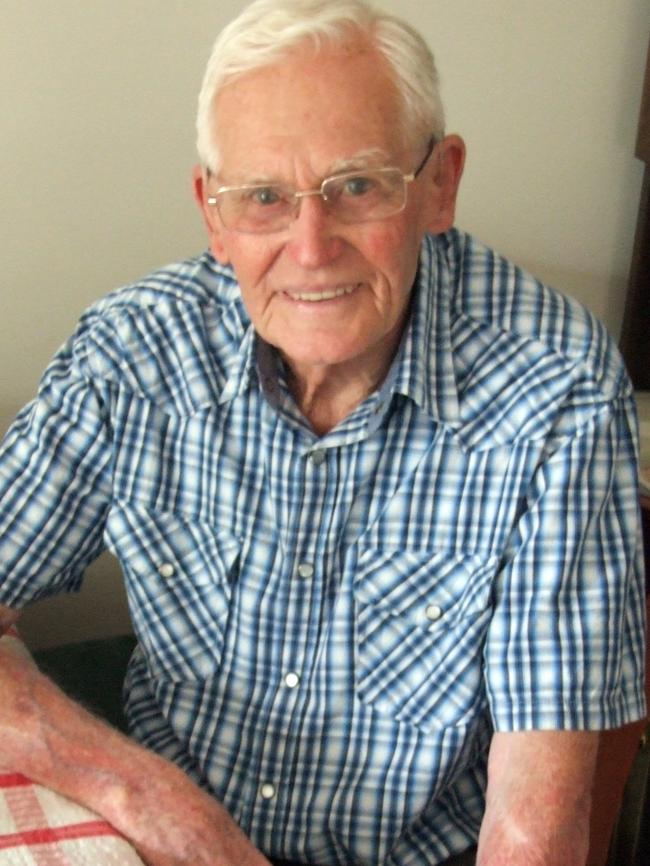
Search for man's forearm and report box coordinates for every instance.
[477,809,591,866]
[476,730,598,866]
[0,636,271,866]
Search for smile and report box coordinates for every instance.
[287,284,358,302]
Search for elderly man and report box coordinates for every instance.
[0,1,645,865]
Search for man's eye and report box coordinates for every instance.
[249,187,282,206]
[342,176,375,197]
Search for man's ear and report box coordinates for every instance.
[424,134,466,235]
[192,164,230,264]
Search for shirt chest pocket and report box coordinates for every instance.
[105,504,241,682]
[352,547,497,731]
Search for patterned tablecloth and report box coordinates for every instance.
[0,768,145,865]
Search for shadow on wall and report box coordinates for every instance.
[18,553,132,651]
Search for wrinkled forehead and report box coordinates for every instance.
[211,41,409,179]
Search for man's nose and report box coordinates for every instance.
[286,193,344,268]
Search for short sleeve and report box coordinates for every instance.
[484,391,646,730]
[0,335,114,607]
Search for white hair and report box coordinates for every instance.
[196,0,445,173]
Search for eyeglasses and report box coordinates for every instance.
[206,138,436,234]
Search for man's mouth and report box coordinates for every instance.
[287,284,359,302]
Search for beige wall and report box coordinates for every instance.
[2,0,648,648]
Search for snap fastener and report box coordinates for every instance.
[284,672,300,689]
[425,603,443,622]
[297,563,314,579]
[310,449,326,466]
[260,783,276,800]
[158,562,175,579]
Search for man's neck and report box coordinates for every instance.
[283,350,394,436]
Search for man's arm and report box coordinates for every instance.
[0,604,271,866]
[476,729,599,866]
[0,603,20,633]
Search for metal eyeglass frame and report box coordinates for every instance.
[206,136,438,230]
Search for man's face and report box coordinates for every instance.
[195,39,463,383]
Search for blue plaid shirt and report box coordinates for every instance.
[0,229,645,865]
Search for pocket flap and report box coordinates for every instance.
[106,502,241,587]
[354,547,496,629]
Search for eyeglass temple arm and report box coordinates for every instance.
[413,137,437,178]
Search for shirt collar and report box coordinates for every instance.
[219,315,286,409]
[387,232,461,427]
[218,303,259,404]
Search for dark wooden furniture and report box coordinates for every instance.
[619,37,650,390]
[586,37,650,863]
[587,497,650,866]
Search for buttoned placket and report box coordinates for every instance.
[251,441,333,817]
[248,375,390,824]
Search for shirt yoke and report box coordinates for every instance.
[439,230,633,453]
[52,252,250,414]
[445,229,629,403]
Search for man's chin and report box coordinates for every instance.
[276,339,366,375]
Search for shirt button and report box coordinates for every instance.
[284,672,300,689]
[425,604,443,622]
[297,562,314,579]
[158,562,175,579]
[260,783,276,800]
[309,449,326,466]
